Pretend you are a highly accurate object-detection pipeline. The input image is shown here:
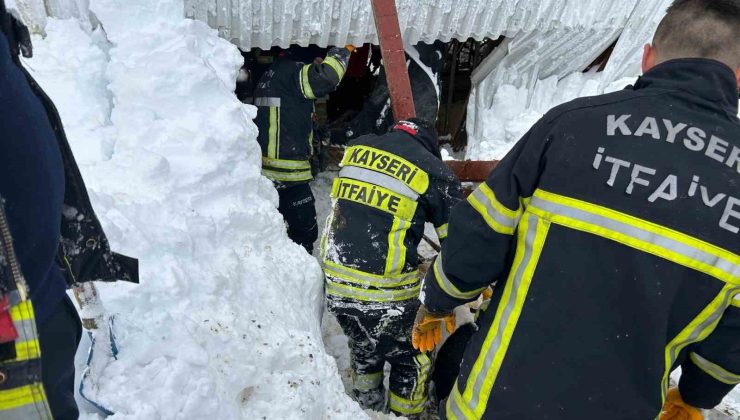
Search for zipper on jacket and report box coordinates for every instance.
[0,199,28,301]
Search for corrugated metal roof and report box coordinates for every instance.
[184,0,640,50]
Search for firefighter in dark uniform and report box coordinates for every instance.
[321,119,462,417]
[412,1,740,419]
[254,46,352,253]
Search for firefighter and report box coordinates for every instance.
[412,0,740,419]
[332,42,444,144]
[253,45,352,253]
[321,119,462,417]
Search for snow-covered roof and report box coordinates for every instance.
[184,0,641,50]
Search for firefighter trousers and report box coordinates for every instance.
[277,183,318,254]
[330,300,432,417]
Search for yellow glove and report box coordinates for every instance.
[482,286,493,300]
[659,388,703,420]
[345,44,356,53]
[412,305,455,353]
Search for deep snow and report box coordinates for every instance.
[26,1,374,418]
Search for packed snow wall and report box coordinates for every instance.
[23,0,372,418]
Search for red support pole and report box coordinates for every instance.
[371,0,416,121]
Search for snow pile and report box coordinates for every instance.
[27,1,369,418]
[466,72,635,160]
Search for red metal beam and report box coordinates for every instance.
[371,0,416,121]
[445,160,499,183]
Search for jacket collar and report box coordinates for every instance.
[634,58,738,118]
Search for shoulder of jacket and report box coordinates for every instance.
[540,88,669,126]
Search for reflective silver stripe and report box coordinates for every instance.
[530,196,740,280]
[352,371,383,391]
[432,254,486,300]
[468,185,520,234]
[12,318,37,343]
[467,214,541,414]
[733,294,740,308]
[323,261,419,287]
[339,166,419,201]
[325,279,420,302]
[690,352,740,384]
[253,97,281,107]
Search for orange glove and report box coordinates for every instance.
[659,388,703,420]
[482,286,493,300]
[344,44,356,53]
[412,305,455,353]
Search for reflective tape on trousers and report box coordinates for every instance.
[339,166,419,201]
[325,278,420,302]
[0,384,52,419]
[352,371,383,391]
[389,391,427,415]
[323,260,419,287]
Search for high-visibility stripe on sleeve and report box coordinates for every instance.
[0,384,52,418]
[323,56,346,81]
[389,391,427,415]
[449,213,550,418]
[467,183,522,235]
[732,294,740,308]
[300,65,316,99]
[432,254,486,300]
[435,223,449,240]
[351,371,383,391]
[690,352,740,385]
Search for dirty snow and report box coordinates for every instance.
[26,0,371,418]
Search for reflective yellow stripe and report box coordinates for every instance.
[435,223,449,239]
[690,352,740,385]
[13,339,41,362]
[452,213,550,417]
[261,169,313,182]
[529,190,740,285]
[385,217,410,276]
[660,286,737,402]
[732,294,740,308]
[412,353,432,401]
[433,254,486,300]
[342,145,430,194]
[325,278,420,302]
[9,300,34,321]
[262,157,311,170]
[467,183,522,235]
[323,260,419,288]
[267,106,279,158]
[352,371,383,391]
[389,391,427,415]
[300,65,316,99]
[0,384,50,414]
[331,178,418,221]
[323,56,346,80]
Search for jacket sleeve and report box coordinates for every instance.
[679,300,740,409]
[420,119,551,313]
[295,47,350,99]
[426,172,463,243]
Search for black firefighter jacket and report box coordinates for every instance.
[254,48,350,186]
[421,59,740,419]
[322,122,462,310]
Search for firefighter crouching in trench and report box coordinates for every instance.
[411,0,740,419]
[321,119,462,417]
[254,45,353,254]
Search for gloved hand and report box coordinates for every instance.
[482,286,493,300]
[412,305,455,353]
[344,44,356,53]
[659,388,703,420]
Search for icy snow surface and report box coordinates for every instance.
[26,1,374,418]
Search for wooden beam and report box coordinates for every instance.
[370,0,416,121]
